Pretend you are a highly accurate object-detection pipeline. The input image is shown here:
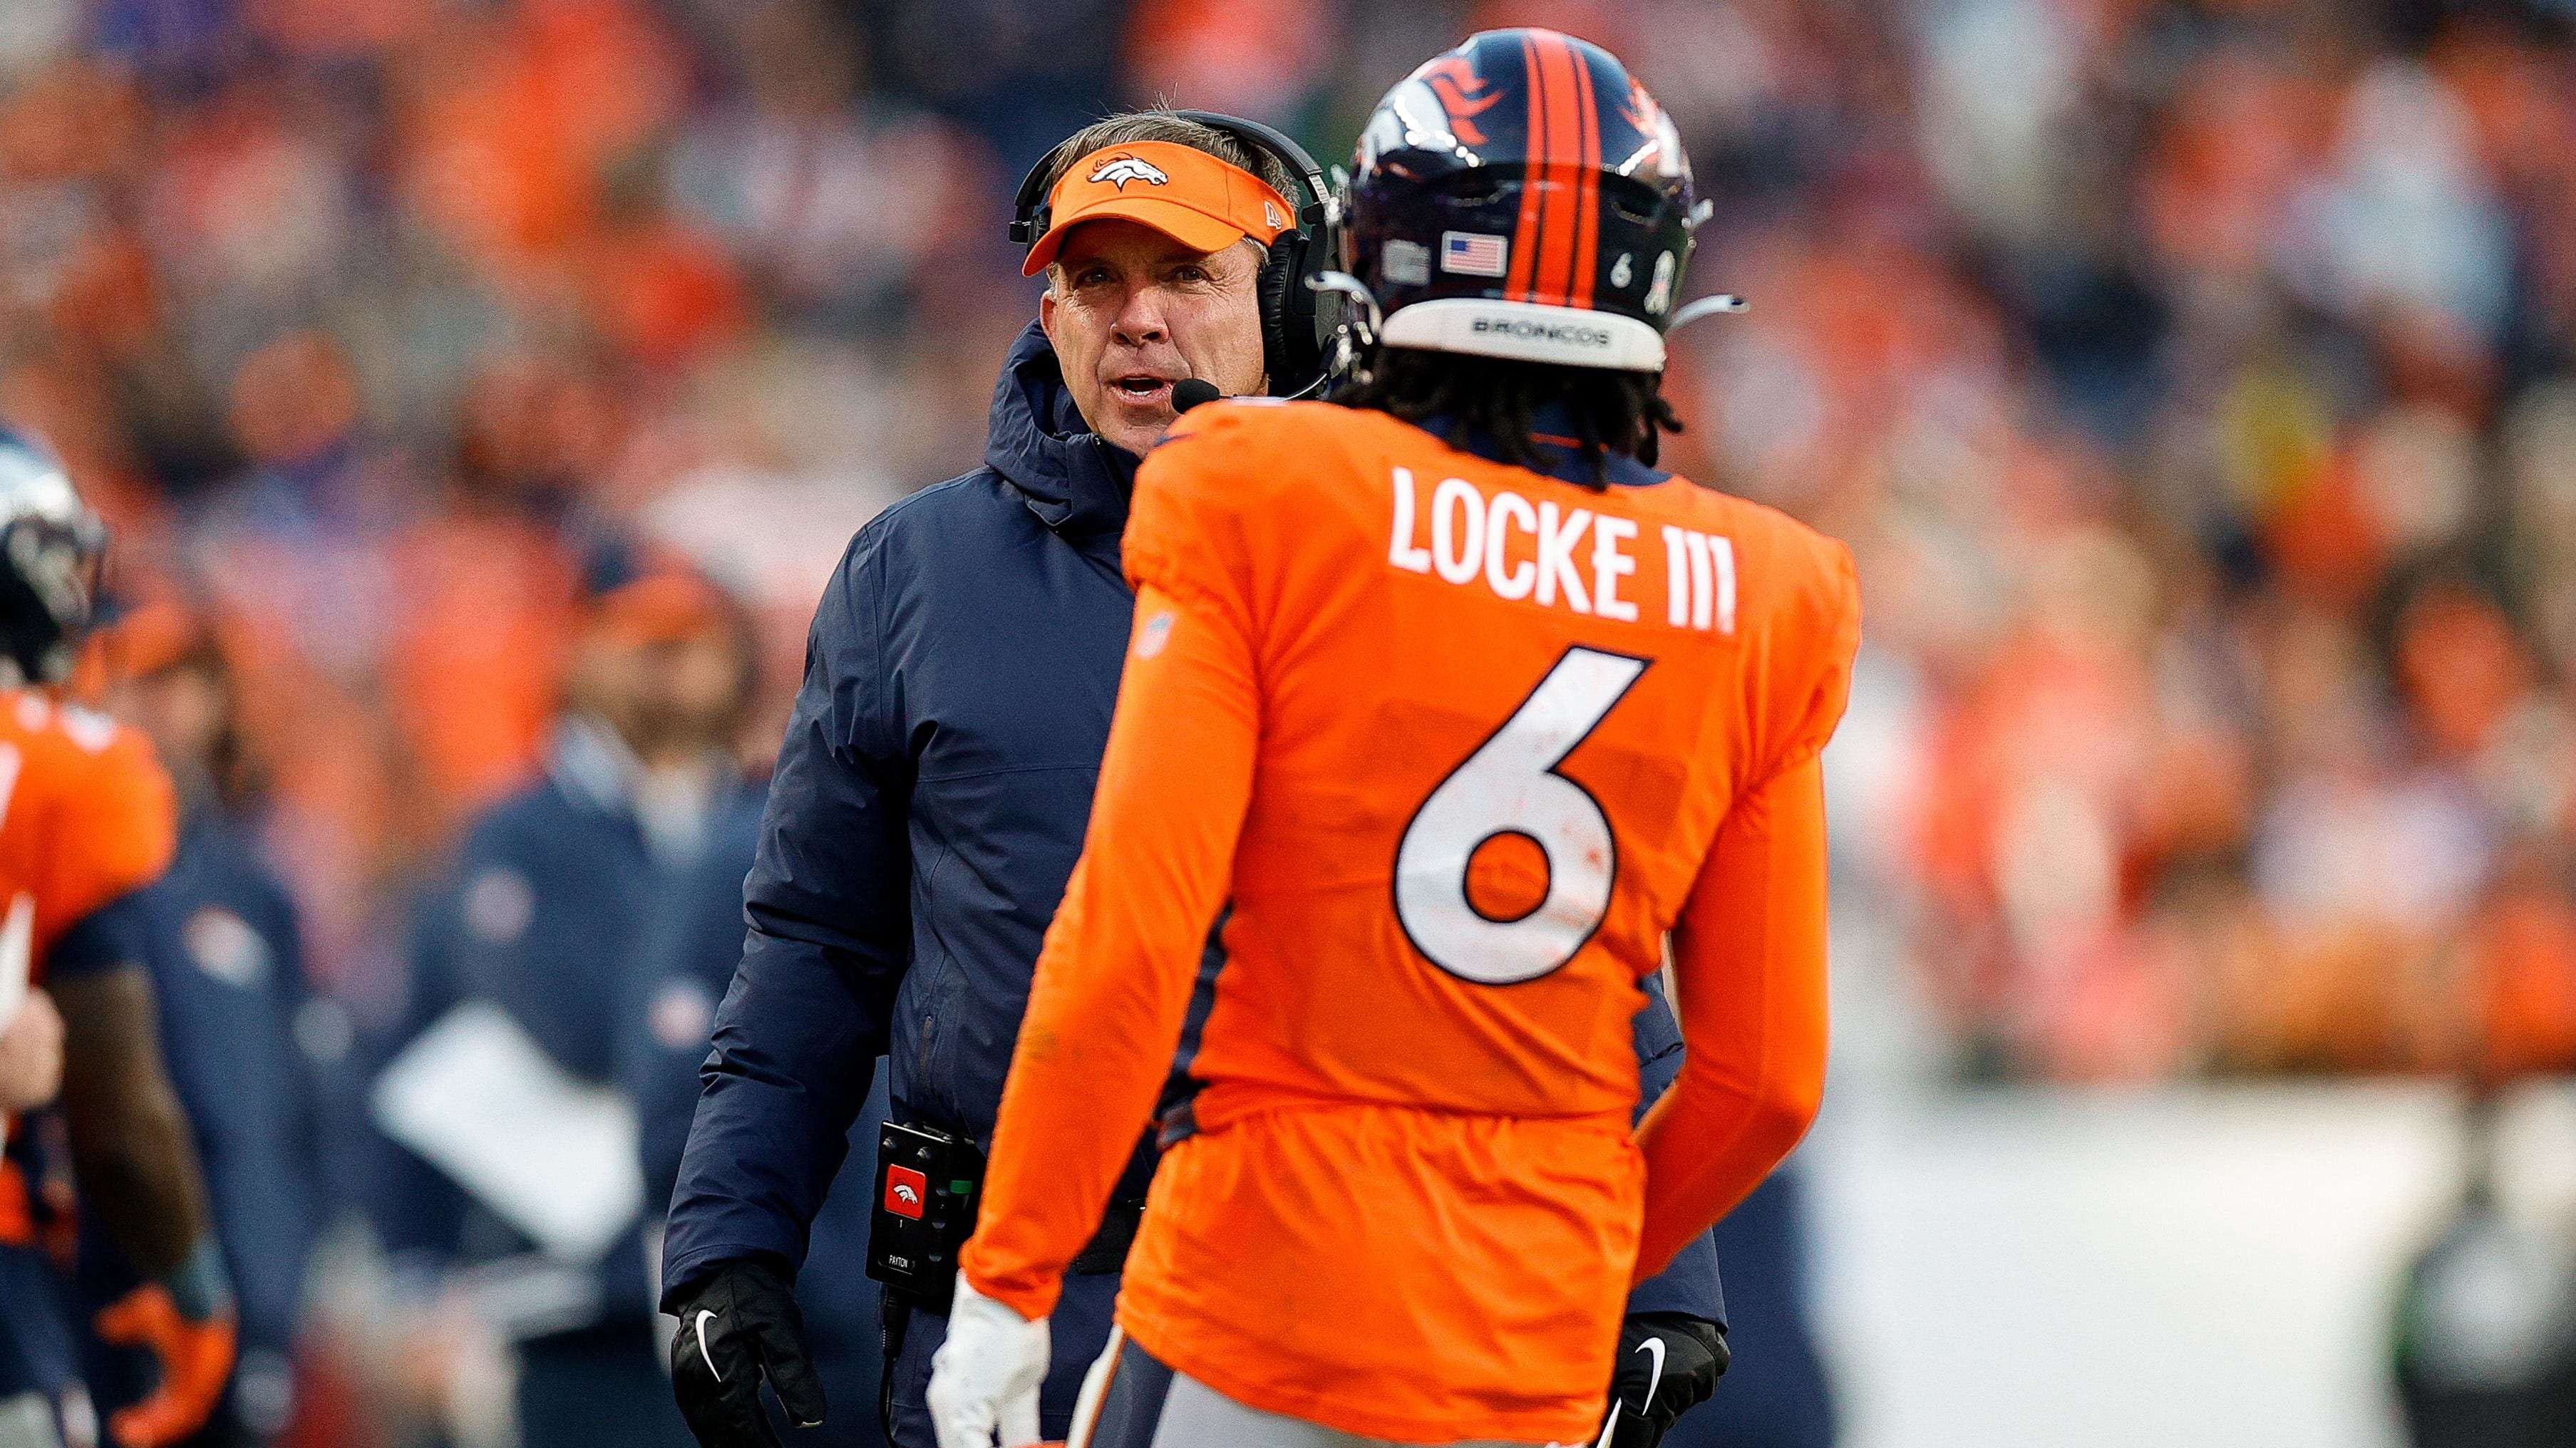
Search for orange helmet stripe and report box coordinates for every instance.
[1532,32,1584,306]
[1506,34,1546,299]
[1567,38,1602,311]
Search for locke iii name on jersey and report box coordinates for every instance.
[1387,466,1738,634]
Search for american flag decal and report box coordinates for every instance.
[1441,231,1510,277]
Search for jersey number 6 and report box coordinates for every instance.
[1394,646,1649,985]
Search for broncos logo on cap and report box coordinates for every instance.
[1088,154,1170,190]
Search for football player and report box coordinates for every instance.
[0,433,238,1448]
[77,599,321,1447]
[927,28,1855,1448]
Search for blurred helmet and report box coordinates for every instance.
[0,430,106,686]
[1348,29,1701,372]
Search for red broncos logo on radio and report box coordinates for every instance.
[885,1165,927,1219]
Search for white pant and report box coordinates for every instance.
[1152,1370,1562,1448]
[0,1394,60,1448]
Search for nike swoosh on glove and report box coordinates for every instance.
[1602,1312,1729,1448]
[925,1276,1049,1448]
[670,1258,828,1448]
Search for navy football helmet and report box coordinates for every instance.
[0,430,105,686]
[1346,29,1705,373]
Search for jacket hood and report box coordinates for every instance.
[984,320,1138,539]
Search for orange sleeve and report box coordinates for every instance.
[959,577,1260,1320]
[1632,754,1832,1280]
[1631,547,1858,1281]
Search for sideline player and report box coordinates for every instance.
[0,433,239,1448]
[76,600,321,1447]
[927,29,1858,1448]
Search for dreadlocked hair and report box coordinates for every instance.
[1334,348,1685,486]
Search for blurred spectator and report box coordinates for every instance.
[1123,0,1333,124]
[380,348,594,833]
[621,780,891,1448]
[1639,0,2576,1084]
[368,556,761,1448]
[668,1,982,329]
[2391,1092,2576,1447]
[182,329,416,999]
[860,0,1128,177]
[80,601,321,1448]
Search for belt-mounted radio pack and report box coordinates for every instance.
[869,1120,987,1436]
[863,1116,1153,1433]
[866,1120,984,1305]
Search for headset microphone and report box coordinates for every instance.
[1171,378,1222,414]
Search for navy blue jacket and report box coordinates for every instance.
[661,321,1722,1323]
[378,725,765,1336]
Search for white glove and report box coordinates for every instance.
[926,1275,1050,1448]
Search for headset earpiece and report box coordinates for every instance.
[1009,135,1076,247]
[1256,234,1306,395]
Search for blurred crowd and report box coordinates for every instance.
[7,0,2576,1437]
[1655,0,2576,1085]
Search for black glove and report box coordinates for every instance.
[670,1258,827,1448]
[1604,1312,1729,1448]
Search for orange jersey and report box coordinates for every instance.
[962,401,1858,1444]
[0,688,177,982]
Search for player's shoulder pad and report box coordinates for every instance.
[71,705,178,819]
[19,694,181,899]
[7,691,155,773]
[1673,483,1858,634]
[1127,401,1365,599]
[1155,396,1361,452]
[1144,398,1377,505]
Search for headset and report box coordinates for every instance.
[1010,110,1345,399]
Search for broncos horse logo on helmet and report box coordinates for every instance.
[1346,29,1708,373]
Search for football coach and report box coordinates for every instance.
[659,109,1729,1448]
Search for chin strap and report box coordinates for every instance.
[1304,272,1385,391]
[1307,271,1385,346]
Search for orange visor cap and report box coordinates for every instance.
[1022,141,1295,277]
[589,572,731,646]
